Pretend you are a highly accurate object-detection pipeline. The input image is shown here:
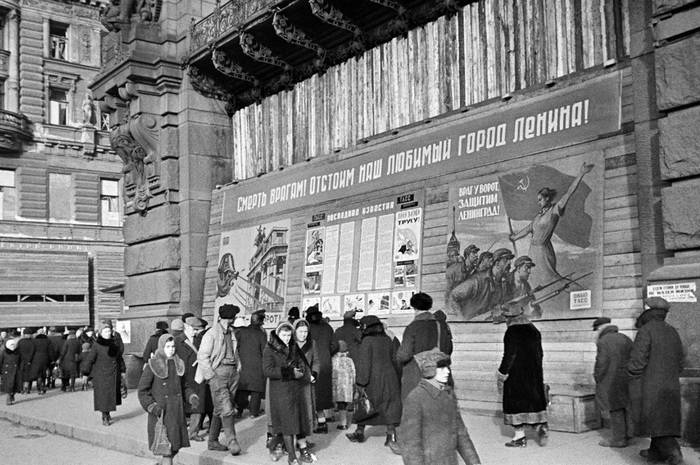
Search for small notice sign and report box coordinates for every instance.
[647,282,697,303]
[570,290,592,310]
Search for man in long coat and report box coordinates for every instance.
[17,328,35,393]
[397,292,453,400]
[29,328,55,394]
[627,297,684,465]
[235,309,267,418]
[592,317,633,447]
[175,316,206,441]
[305,304,336,433]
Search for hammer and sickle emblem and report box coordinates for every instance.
[516,176,530,191]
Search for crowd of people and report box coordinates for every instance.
[0,290,686,465]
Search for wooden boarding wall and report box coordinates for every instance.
[231,0,630,180]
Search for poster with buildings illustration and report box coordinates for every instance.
[445,155,603,321]
[216,219,290,327]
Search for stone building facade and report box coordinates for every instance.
[93,0,699,443]
[0,0,125,328]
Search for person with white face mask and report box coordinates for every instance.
[399,349,481,465]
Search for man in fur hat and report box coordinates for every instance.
[143,321,169,360]
[196,304,242,455]
[627,297,684,464]
[399,349,481,465]
[397,292,452,400]
[592,316,633,448]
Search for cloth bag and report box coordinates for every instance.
[352,387,378,423]
[150,413,171,456]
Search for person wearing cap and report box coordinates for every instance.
[0,333,22,405]
[445,242,467,295]
[235,309,268,419]
[58,329,81,392]
[29,326,55,395]
[489,248,516,320]
[174,316,207,443]
[143,321,170,361]
[82,320,125,426]
[333,310,362,363]
[195,304,242,455]
[170,319,185,339]
[288,306,300,324]
[591,316,633,448]
[462,244,480,278]
[399,349,481,465]
[397,292,452,400]
[305,304,336,433]
[496,301,548,448]
[138,333,199,465]
[627,297,684,464]
[17,328,35,394]
[346,315,401,454]
[447,249,514,320]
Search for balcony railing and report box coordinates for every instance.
[0,109,32,152]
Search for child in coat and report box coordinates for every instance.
[0,337,22,405]
[331,340,356,430]
[78,342,92,390]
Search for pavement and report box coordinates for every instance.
[0,388,698,465]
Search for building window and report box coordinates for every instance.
[48,173,74,222]
[100,178,121,226]
[0,169,16,220]
[49,88,68,125]
[49,21,68,60]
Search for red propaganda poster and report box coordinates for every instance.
[445,154,603,322]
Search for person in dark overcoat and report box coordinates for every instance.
[396,293,452,400]
[235,309,268,418]
[496,304,548,448]
[305,304,336,432]
[346,315,402,454]
[332,310,362,362]
[58,330,81,392]
[29,328,54,394]
[294,319,321,439]
[47,327,65,389]
[399,349,481,465]
[17,328,35,394]
[83,321,125,426]
[143,321,169,360]
[627,297,684,465]
[263,321,316,464]
[1,336,22,405]
[174,316,206,441]
[139,334,198,465]
[592,317,633,447]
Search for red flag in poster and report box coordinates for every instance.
[498,165,592,248]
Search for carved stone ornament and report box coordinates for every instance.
[109,114,159,214]
[101,0,163,32]
[368,0,405,14]
[239,32,291,70]
[308,0,362,37]
[187,65,234,102]
[211,48,258,84]
[272,11,325,59]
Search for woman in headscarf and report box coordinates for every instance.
[0,334,22,405]
[82,321,124,426]
[347,315,402,454]
[138,334,199,465]
[263,321,316,464]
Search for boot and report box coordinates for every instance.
[101,412,111,426]
[188,413,203,441]
[346,427,366,443]
[536,423,549,447]
[298,446,316,463]
[220,414,241,455]
[385,433,401,455]
[207,415,228,451]
[313,422,328,434]
[6,394,14,405]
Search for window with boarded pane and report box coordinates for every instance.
[49,88,68,125]
[0,169,17,220]
[100,178,121,226]
[49,173,74,222]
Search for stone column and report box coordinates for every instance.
[6,9,19,112]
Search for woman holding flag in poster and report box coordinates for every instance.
[507,162,594,289]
